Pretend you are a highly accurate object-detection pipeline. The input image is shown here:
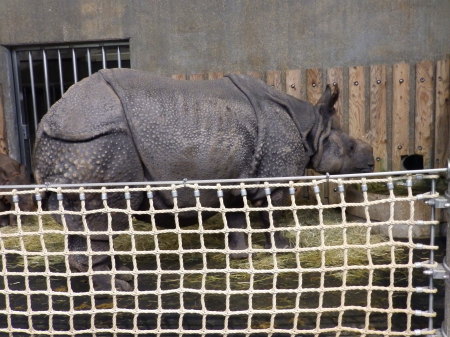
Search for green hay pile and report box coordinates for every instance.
[0,209,407,292]
[0,208,410,312]
[0,215,66,268]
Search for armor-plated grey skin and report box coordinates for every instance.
[0,154,35,227]
[33,69,374,291]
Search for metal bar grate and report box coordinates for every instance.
[9,41,130,168]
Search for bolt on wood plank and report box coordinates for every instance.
[349,66,366,141]
[285,69,305,100]
[370,65,388,172]
[392,63,410,171]
[266,70,282,91]
[306,68,323,105]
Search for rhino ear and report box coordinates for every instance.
[317,84,339,108]
[317,84,339,123]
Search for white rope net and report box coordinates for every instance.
[0,172,443,336]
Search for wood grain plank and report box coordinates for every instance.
[392,63,410,170]
[171,74,186,80]
[266,70,282,91]
[207,72,224,80]
[327,67,344,128]
[246,71,263,80]
[306,68,323,104]
[434,58,450,168]
[414,60,434,168]
[326,181,341,205]
[349,66,366,140]
[188,73,206,81]
[285,69,305,100]
[385,65,394,170]
[370,65,388,171]
[0,85,7,155]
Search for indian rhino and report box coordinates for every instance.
[33,69,374,291]
[0,153,35,227]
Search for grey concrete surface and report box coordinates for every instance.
[0,0,449,158]
[1,0,448,73]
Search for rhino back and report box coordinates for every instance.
[100,69,260,181]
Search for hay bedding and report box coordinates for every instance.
[0,209,405,298]
[0,205,413,334]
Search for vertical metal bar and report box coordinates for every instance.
[428,179,436,332]
[101,46,106,69]
[11,50,28,165]
[117,46,122,68]
[57,49,64,95]
[28,51,38,132]
[72,48,78,83]
[444,160,450,337]
[86,48,92,76]
[42,49,50,110]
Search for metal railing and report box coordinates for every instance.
[0,168,448,336]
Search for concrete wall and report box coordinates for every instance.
[1,0,449,158]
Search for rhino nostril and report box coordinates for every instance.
[367,163,375,172]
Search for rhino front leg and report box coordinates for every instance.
[225,212,248,259]
[69,235,132,291]
[260,212,290,249]
[257,189,290,249]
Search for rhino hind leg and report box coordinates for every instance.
[34,132,145,291]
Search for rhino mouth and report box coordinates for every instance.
[357,166,374,173]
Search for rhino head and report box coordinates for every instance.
[307,85,374,174]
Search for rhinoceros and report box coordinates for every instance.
[0,154,35,227]
[33,68,374,291]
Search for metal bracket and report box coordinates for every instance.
[424,197,450,209]
[424,259,449,280]
[443,258,450,280]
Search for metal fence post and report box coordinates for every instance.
[444,160,450,337]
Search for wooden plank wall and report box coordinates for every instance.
[435,59,450,169]
[173,56,450,171]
